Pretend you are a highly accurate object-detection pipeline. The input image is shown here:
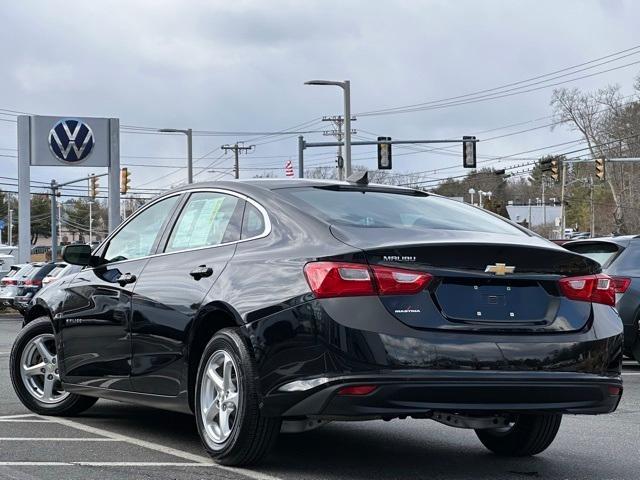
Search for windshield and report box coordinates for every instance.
[278,187,525,236]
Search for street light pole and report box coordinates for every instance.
[343,80,352,177]
[158,128,193,184]
[304,79,352,178]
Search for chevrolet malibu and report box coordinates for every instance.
[10,179,623,466]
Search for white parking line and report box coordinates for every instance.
[0,438,118,441]
[0,419,51,423]
[39,415,283,480]
[0,414,45,420]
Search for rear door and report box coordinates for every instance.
[58,194,181,389]
[130,190,244,395]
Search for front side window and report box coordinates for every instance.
[104,196,179,263]
[166,192,240,252]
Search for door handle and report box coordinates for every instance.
[190,265,213,280]
[116,273,137,287]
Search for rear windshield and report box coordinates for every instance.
[6,268,21,278]
[278,187,525,236]
[564,242,621,267]
[15,265,36,278]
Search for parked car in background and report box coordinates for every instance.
[42,263,82,287]
[564,235,640,363]
[0,264,33,308]
[12,262,57,314]
[0,253,16,277]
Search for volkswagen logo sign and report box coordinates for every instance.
[48,119,94,163]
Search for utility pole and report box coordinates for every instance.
[221,144,254,179]
[57,203,62,245]
[322,115,357,180]
[8,209,13,246]
[88,201,93,245]
[542,177,546,227]
[560,162,567,238]
[50,180,58,262]
[590,175,595,237]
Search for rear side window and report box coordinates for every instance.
[241,202,266,239]
[166,192,241,252]
[278,187,525,235]
[564,242,621,267]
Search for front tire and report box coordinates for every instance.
[475,414,562,456]
[195,328,280,466]
[10,317,98,416]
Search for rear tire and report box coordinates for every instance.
[195,328,280,466]
[10,317,98,416]
[475,414,562,456]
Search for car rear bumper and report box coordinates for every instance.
[264,371,623,418]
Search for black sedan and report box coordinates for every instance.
[564,235,640,363]
[10,179,623,466]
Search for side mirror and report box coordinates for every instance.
[62,244,95,266]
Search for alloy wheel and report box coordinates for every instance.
[19,333,69,404]
[200,350,241,448]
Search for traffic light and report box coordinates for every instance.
[539,157,553,172]
[550,158,559,182]
[89,175,99,199]
[463,136,476,168]
[377,137,392,170]
[595,158,605,181]
[120,167,131,194]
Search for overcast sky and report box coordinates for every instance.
[1,0,639,194]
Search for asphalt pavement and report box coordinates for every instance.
[1,313,639,480]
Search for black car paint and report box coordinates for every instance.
[26,180,623,419]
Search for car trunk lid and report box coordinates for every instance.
[331,226,599,332]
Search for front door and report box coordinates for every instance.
[130,191,244,395]
[58,194,181,390]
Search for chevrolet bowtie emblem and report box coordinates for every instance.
[485,263,515,275]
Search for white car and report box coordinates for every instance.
[0,264,31,306]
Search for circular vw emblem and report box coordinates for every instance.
[48,119,94,163]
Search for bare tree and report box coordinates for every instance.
[551,78,640,233]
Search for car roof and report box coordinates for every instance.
[165,178,419,197]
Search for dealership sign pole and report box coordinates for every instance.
[17,116,120,263]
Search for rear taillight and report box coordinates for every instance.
[611,277,631,294]
[558,274,615,306]
[1,278,16,286]
[24,279,42,287]
[303,261,432,299]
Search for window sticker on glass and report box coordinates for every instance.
[168,193,239,251]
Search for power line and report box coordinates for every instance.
[357,45,640,117]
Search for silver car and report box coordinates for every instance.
[41,263,82,287]
[0,264,32,306]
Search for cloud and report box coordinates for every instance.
[0,0,639,189]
